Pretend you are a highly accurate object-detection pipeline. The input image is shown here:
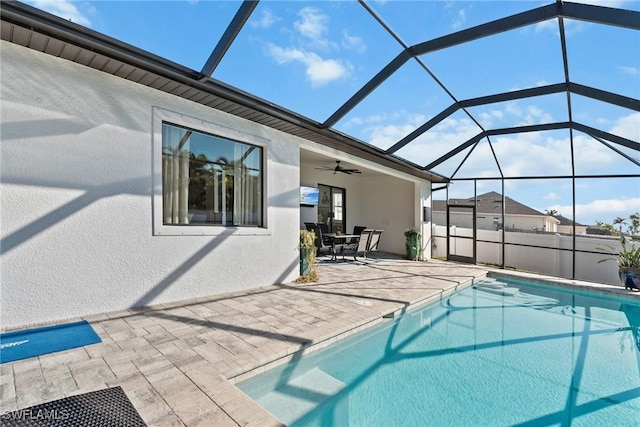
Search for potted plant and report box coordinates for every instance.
[404,227,421,261]
[597,234,640,290]
[299,229,317,280]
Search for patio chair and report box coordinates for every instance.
[367,230,383,254]
[306,223,334,257]
[351,226,367,244]
[342,229,373,261]
[319,224,334,246]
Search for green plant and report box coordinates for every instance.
[597,234,640,268]
[300,229,316,250]
[404,227,420,239]
[297,230,318,282]
[404,227,421,261]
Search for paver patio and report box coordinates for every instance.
[1,257,633,426]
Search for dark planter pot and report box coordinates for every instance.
[405,234,420,261]
[619,267,640,290]
[300,248,313,276]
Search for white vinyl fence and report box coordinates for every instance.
[432,225,626,286]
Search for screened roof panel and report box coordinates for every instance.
[212,1,402,121]
[491,129,575,177]
[450,139,502,179]
[429,145,477,179]
[332,59,454,150]
[11,0,640,193]
[89,1,237,71]
[565,19,640,100]
[420,22,565,100]
[465,92,570,130]
[573,130,640,176]
[571,94,640,144]
[368,1,540,47]
[394,109,485,166]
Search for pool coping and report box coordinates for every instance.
[486,268,640,301]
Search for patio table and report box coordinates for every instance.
[324,234,359,261]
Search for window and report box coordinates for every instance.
[153,107,267,235]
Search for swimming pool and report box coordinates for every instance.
[238,276,640,426]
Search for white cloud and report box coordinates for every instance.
[250,8,279,29]
[452,8,467,30]
[610,112,640,142]
[266,43,351,86]
[263,6,363,88]
[535,18,584,37]
[295,7,330,49]
[534,19,556,34]
[342,30,367,53]
[387,115,482,160]
[29,0,93,27]
[550,198,640,224]
[618,66,639,76]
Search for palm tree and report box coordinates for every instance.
[545,209,559,217]
[613,216,628,235]
[629,212,640,236]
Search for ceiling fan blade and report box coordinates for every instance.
[315,160,361,174]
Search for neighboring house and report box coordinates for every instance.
[553,214,588,235]
[0,5,437,328]
[433,191,560,233]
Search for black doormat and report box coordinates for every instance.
[0,386,147,427]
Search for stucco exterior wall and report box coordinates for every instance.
[0,41,302,328]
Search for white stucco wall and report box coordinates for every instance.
[1,41,304,328]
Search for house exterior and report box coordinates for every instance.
[0,5,438,329]
[553,214,588,235]
[433,191,561,233]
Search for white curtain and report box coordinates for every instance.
[233,144,261,225]
[162,126,191,224]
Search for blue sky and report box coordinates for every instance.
[27,0,639,227]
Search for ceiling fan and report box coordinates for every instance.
[315,160,362,175]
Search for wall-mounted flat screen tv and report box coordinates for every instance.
[300,186,319,206]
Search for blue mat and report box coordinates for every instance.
[0,320,101,364]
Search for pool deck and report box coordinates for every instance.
[1,257,638,426]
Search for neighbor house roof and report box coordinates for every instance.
[553,215,585,227]
[433,191,547,217]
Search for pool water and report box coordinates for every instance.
[238,277,640,426]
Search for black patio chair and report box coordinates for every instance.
[306,223,333,257]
